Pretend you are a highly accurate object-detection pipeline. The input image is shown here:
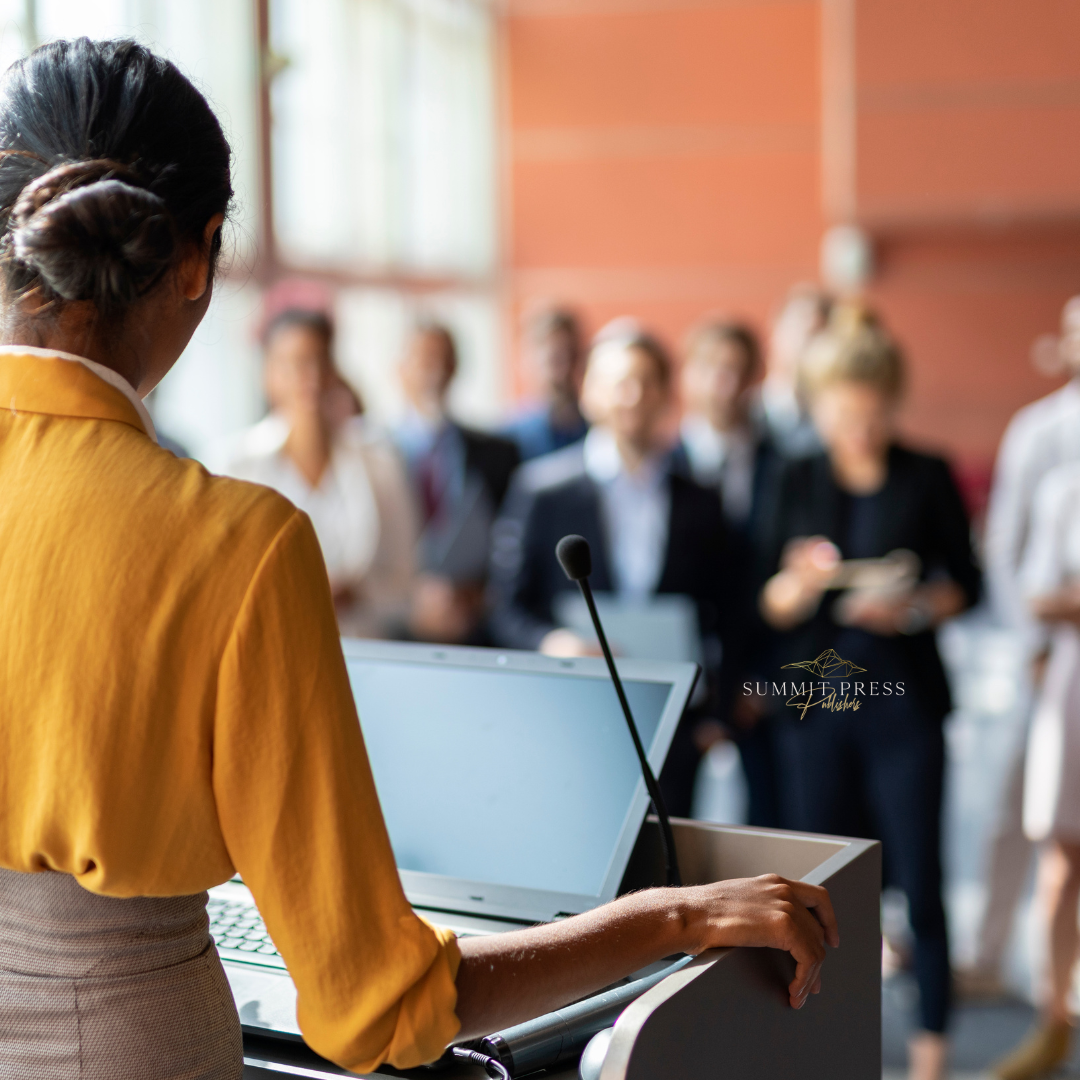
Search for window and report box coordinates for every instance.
[0,0,501,458]
[270,0,496,277]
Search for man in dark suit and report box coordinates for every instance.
[668,319,782,827]
[670,319,779,540]
[395,322,520,643]
[489,329,733,816]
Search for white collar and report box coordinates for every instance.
[0,344,157,443]
[583,426,665,488]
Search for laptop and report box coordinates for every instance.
[213,640,699,1041]
[552,592,703,664]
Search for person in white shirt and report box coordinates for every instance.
[222,309,417,639]
[990,461,1080,1080]
[958,296,1080,1002]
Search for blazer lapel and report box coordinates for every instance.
[568,475,616,593]
[656,475,682,594]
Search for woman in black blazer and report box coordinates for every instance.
[759,310,980,1080]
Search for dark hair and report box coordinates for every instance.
[598,329,673,389]
[528,307,580,343]
[0,38,232,319]
[263,308,334,349]
[413,320,458,373]
[685,319,762,379]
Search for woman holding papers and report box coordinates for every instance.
[0,37,838,1078]
[759,306,980,1080]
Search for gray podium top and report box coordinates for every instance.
[243,819,881,1080]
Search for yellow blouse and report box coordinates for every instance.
[0,349,460,1072]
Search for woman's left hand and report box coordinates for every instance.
[835,588,911,636]
[837,580,967,636]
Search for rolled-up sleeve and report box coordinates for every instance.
[212,510,461,1072]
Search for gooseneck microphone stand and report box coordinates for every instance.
[555,534,682,888]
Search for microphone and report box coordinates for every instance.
[555,535,681,888]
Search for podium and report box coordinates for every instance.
[243,819,881,1080]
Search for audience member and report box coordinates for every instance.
[503,307,588,460]
[671,318,780,826]
[960,295,1080,1000]
[488,329,733,817]
[222,309,417,638]
[395,322,520,643]
[673,319,775,533]
[758,284,831,457]
[759,307,980,1080]
[990,465,1080,1080]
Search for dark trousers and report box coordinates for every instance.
[660,713,781,826]
[734,717,781,828]
[774,692,950,1033]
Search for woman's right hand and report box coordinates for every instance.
[760,537,840,630]
[454,873,839,1039]
[677,874,839,1007]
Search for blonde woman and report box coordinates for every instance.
[759,308,980,1080]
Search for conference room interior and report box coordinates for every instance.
[7,2,1080,1078]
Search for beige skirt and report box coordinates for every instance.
[1024,623,1080,842]
[0,868,242,1079]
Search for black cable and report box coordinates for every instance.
[576,574,682,888]
[452,1045,511,1079]
[554,532,681,888]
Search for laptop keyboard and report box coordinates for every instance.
[207,896,286,969]
[208,891,492,973]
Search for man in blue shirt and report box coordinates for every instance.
[503,308,589,461]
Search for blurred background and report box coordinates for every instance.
[3,0,1074,482]
[5,2,1080,1076]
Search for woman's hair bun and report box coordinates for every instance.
[9,158,177,313]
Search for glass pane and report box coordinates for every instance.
[270,0,496,276]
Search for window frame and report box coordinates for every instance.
[250,0,499,299]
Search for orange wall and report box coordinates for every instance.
[504,0,823,375]
[504,0,1080,476]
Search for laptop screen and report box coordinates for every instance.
[345,652,678,903]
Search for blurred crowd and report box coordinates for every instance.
[185,286,1080,1080]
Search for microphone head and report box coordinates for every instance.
[556,534,592,581]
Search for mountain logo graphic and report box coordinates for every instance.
[782,649,867,678]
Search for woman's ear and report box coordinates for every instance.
[180,214,225,302]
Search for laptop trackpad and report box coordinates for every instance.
[223,962,300,1037]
